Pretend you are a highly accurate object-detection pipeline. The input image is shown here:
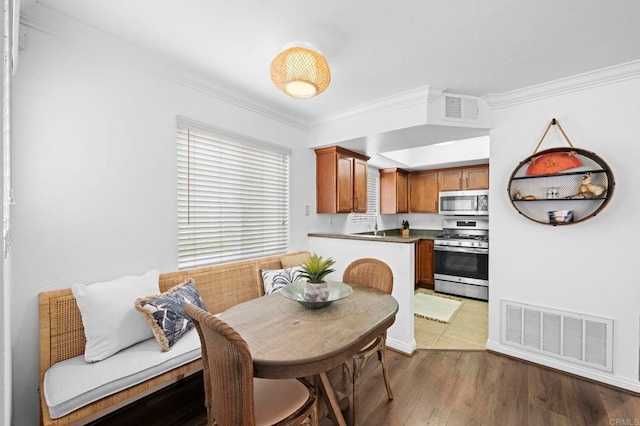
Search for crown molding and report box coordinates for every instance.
[309,85,447,132]
[20,4,309,130]
[484,60,640,109]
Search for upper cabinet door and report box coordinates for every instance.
[439,165,489,191]
[439,169,464,191]
[380,168,409,214]
[409,171,438,213]
[464,166,489,189]
[352,158,368,213]
[396,171,408,213]
[337,154,355,213]
[315,146,370,213]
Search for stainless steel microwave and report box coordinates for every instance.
[438,190,489,216]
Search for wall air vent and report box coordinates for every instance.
[444,95,479,123]
[501,300,613,372]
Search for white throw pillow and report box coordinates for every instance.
[260,267,303,295]
[72,269,160,362]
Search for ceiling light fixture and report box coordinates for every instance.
[270,44,331,98]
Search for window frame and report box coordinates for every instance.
[176,117,291,269]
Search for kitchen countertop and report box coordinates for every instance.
[308,229,440,244]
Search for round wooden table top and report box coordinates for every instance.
[217,283,398,379]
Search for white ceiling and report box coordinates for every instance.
[24,0,640,122]
[20,0,640,169]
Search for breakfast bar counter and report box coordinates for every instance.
[308,229,439,244]
[308,232,430,355]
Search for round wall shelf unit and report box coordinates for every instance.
[508,147,615,225]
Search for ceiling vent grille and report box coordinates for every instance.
[502,300,613,372]
[444,95,479,123]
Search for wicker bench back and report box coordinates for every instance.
[39,251,311,377]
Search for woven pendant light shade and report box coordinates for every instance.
[270,46,331,98]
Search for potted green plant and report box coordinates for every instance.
[299,253,336,302]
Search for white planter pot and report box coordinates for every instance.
[303,282,329,302]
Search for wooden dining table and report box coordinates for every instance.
[217,282,399,425]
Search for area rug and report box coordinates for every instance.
[414,293,462,323]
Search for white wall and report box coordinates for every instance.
[313,213,401,235]
[1,14,8,421]
[487,76,640,391]
[1,11,14,426]
[314,213,444,236]
[10,27,314,424]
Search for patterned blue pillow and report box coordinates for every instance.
[135,280,207,351]
[261,266,303,295]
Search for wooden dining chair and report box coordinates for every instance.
[342,258,394,426]
[184,303,318,426]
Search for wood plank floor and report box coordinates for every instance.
[93,349,640,426]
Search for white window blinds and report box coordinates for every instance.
[177,118,291,269]
[366,171,378,215]
[351,168,378,223]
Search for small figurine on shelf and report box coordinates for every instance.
[513,188,523,200]
[401,220,410,237]
[567,173,607,199]
[578,173,606,198]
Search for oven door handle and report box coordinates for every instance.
[434,246,488,254]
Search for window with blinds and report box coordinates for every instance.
[177,117,291,269]
[351,168,378,223]
[366,172,378,215]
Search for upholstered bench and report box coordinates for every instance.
[38,251,311,425]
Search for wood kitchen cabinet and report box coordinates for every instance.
[379,168,408,213]
[439,165,489,191]
[408,170,439,213]
[415,239,434,289]
[315,146,370,213]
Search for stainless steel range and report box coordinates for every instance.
[434,219,489,301]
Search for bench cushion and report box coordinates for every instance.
[44,329,201,419]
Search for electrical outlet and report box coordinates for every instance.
[304,205,310,216]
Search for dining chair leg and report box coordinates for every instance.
[351,356,363,426]
[310,377,320,426]
[342,361,350,381]
[379,342,394,400]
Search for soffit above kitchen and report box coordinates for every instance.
[22,0,640,124]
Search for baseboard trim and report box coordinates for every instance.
[386,337,416,355]
[486,340,640,394]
